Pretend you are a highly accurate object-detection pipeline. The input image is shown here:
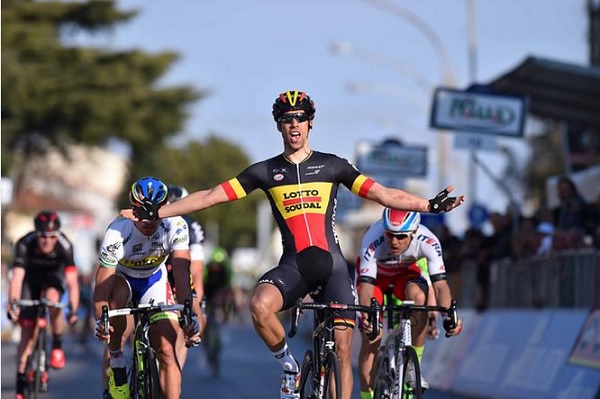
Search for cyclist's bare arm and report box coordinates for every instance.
[366,182,464,213]
[7,267,25,320]
[190,258,204,315]
[65,268,80,317]
[93,266,117,320]
[8,266,25,302]
[171,249,192,305]
[358,282,377,335]
[120,185,231,220]
[432,279,463,336]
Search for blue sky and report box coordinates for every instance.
[76,0,588,228]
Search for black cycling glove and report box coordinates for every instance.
[428,188,456,214]
[443,317,457,333]
[132,198,160,221]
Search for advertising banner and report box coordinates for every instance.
[430,87,527,137]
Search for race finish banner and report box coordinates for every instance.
[430,87,527,137]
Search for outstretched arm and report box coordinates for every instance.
[365,182,465,213]
[121,185,230,220]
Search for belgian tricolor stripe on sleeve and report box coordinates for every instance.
[220,178,247,201]
[351,175,375,198]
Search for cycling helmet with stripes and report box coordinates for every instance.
[34,211,61,233]
[130,176,169,209]
[272,90,316,122]
[167,185,189,203]
[382,208,420,233]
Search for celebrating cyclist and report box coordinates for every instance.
[165,184,207,366]
[356,209,463,399]
[120,90,465,399]
[7,211,79,399]
[93,177,200,399]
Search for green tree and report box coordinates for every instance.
[1,0,201,182]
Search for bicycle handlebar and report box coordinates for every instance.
[12,299,68,309]
[288,298,381,340]
[102,302,185,320]
[383,299,458,338]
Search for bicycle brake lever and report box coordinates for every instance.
[288,299,303,338]
[101,305,110,343]
[367,297,381,341]
[444,300,458,338]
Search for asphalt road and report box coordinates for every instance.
[1,319,479,399]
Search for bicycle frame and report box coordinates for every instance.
[373,293,457,399]
[101,301,190,399]
[289,299,380,399]
[14,299,66,399]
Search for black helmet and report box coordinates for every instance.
[167,185,189,203]
[34,211,61,233]
[272,90,316,122]
[129,176,169,208]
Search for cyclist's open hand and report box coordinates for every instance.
[428,185,465,213]
[443,317,463,337]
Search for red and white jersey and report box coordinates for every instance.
[357,221,445,280]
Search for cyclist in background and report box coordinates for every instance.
[356,209,463,399]
[204,247,234,322]
[7,211,79,399]
[202,246,234,377]
[121,90,465,399]
[166,185,206,366]
[93,177,200,399]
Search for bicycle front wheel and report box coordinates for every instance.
[299,350,313,398]
[373,349,392,399]
[145,349,162,399]
[399,346,422,399]
[324,351,341,399]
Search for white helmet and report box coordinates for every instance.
[382,208,420,233]
[167,185,189,203]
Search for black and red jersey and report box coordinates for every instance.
[12,231,76,275]
[220,151,374,257]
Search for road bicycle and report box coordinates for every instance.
[12,299,68,399]
[372,291,458,399]
[288,298,381,399]
[201,298,223,377]
[100,300,194,399]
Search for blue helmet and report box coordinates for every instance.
[130,176,169,208]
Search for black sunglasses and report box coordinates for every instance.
[384,231,411,240]
[278,112,309,124]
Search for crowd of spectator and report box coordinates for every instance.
[428,175,600,311]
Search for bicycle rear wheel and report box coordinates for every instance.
[324,351,341,399]
[399,346,422,399]
[298,350,313,399]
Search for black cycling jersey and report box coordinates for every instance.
[220,151,375,315]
